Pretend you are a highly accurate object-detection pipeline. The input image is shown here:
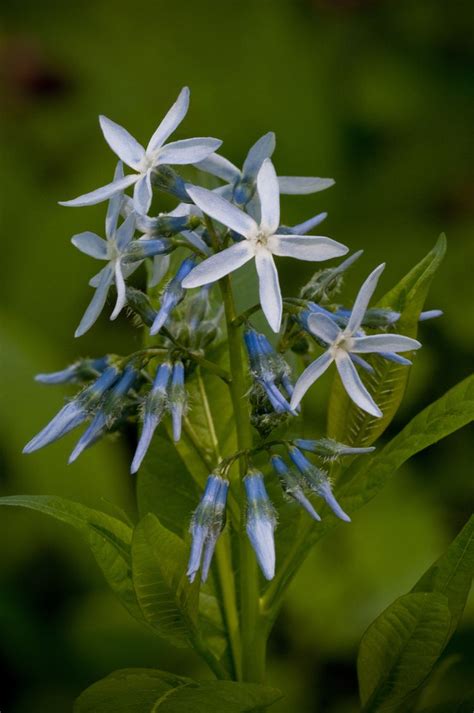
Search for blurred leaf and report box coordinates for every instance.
[74,667,281,712]
[131,513,199,648]
[357,592,451,712]
[412,516,474,640]
[0,495,142,619]
[327,235,446,447]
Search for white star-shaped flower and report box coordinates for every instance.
[60,87,222,215]
[290,264,422,416]
[182,159,348,332]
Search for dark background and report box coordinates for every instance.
[0,0,473,711]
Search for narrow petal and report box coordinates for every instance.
[115,211,136,251]
[352,334,421,353]
[182,241,253,288]
[335,352,382,417]
[133,170,152,215]
[269,235,348,261]
[291,212,327,235]
[307,312,341,344]
[71,232,108,259]
[379,352,412,366]
[186,185,257,237]
[147,86,190,153]
[255,250,282,333]
[75,264,114,337]
[149,254,170,288]
[99,115,145,169]
[278,176,335,194]
[59,174,138,207]
[105,162,124,238]
[347,264,385,334]
[157,137,222,166]
[257,159,280,234]
[195,153,240,182]
[242,132,276,180]
[350,353,375,374]
[110,261,126,320]
[290,351,334,409]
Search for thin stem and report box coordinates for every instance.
[191,632,230,680]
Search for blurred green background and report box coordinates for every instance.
[1,0,473,711]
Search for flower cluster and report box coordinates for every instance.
[24,87,441,584]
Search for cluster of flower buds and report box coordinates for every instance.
[244,328,295,437]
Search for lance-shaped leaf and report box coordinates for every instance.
[0,495,141,620]
[74,667,282,712]
[327,234,446,447]
[131,513,199,648]
[357,592,451,712]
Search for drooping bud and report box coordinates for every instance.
[299,251,362,303]
[23,365,121,454]
[125,286,157,328]
[271,455,321,521]
[244,471,277,580]
[35,356,110,385]
[68,365,138,463]
[187,474,229,583]
[150,257,197,335]
[168,361,186,442]
[130,362,172,474]
[288,447,350,522]
[244,329,294,414]
[122,237,173,264]
[294,438,375,459]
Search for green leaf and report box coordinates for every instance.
[357,592,451,713]
[412,516,474,640]
[327,235,446,447]
[131,513,199,648]
[74,668,281,713]
[0,495,142,620]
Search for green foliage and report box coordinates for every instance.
[131,513,199,648]
[357,592,451,712]
[327,235,446,447]
[357,516,474,712]
[74,668,281,712]
[0,495,142,620]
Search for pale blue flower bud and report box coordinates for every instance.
[244,328,294,414]
[187,474,229,583]
[130,362,172,474]
[23,365,120,454]
[294,438,375,458]
[35,356,109,385]
[244,471,277,580]
[168,361,186,442]
[150,257,197,335]
[122,238,173,264]
[288,447,350,522]
[271,455,321,521]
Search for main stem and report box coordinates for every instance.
[219,271,267,684]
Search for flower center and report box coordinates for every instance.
[331,332,354,355]
[250,230,270,249]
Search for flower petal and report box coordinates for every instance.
[335,352,382,417]
[278,176,335,194]
[270,235,348,261]
[352,334,421,353]
[307,312,341,344]
[290,212,327,235]
[71,232,108,259]
[146,86,190,154]
[186,185,257,237]
[242,132,276,180]
[157,137,222,165]
[290,351,334,409]
[115,211,137,251]
[195,153,240,182]
[99,115,145,169]
[110,261,126,320]
[75,263,114,337]
[255,250,282,333]
[257,159,280,234]
[149,254,170,288]
[105,162,125,238]
[59,174,139,207]
[182,241,253,288]
[347,264,385,334]
[133,169,152,215]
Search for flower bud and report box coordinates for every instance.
[122,238,173,264]
[35,356,109,385]
[294,438,375,459]
[271,455,320,521]
[299,251,362,302]
[288,447,350,522]
[187,474,229,583]
[244,328,294,415]
[150,257,197,336]
[131,362,172,474]
[168,361,186,442]
[125,286,157,328]
[244,471,277,580]
[151,165,190,202]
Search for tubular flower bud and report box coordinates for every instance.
[150,257,197,335]
[294,437,375,460]
[121,237,173,264]
[35,356,110,385]
[187,475,229,583]
[244,471,277,580]
[244,328,295,414]
[271,455,321,521]
[131,362,172,474]
[168,361,187,442]
[288,447,350,522]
